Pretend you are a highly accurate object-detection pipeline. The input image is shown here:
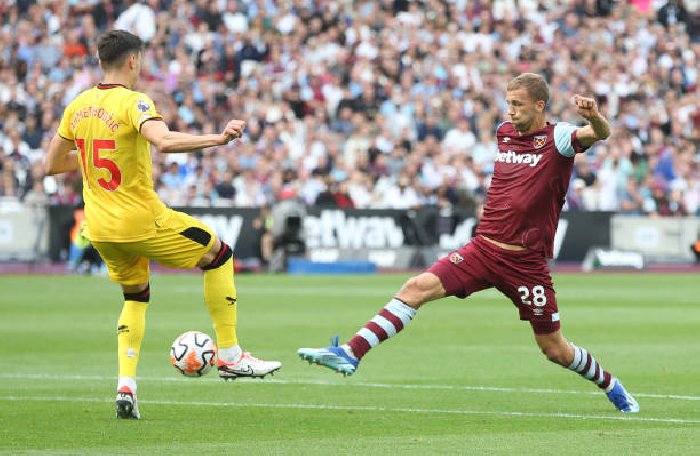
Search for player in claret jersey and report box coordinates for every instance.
[299,73,639,413]
[45,30,280,420]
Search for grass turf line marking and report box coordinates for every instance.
[0,395,698,424]
[1,373,698,402]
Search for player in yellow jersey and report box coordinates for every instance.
[45,30,281,420]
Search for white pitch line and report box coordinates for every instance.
[0,395,698,424]
[1,373,699,402]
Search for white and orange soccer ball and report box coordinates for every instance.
[170,331,218,377]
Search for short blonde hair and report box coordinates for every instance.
[507,73,549,105]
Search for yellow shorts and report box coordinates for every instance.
[92,209,216,286]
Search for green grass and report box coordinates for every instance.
[0,272,698,454]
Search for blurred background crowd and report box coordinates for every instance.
[0,0,698,216]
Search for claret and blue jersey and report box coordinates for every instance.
[476,121,587,258]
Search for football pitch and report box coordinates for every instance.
[1,272,698,454]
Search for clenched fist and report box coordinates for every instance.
[573,95,601,121]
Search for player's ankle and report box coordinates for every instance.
[342,344,358,360]
[218,344,243,364]
[117,376,137,393]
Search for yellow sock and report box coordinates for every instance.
[117,300,148,379]
[203,255,238,348]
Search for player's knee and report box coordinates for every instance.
[123,283,150,302]
[541,345,569,366]
[197,238,220,267]
[200,241,233,270]
[398,273,442,308]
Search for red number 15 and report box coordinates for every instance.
[76,138,122,191]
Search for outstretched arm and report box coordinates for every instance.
[573,94,610,149]
[140,119,245,153]
[45,135,79,175]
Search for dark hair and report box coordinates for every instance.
[97,30,144,69]
[507,73,550,105]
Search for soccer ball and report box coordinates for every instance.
[170,331,218,377]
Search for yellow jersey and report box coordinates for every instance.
[57,83,168,242]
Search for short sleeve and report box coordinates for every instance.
[128,93,162,131]
[495,120,508,136]
[57,105,74,141]
[553,122,578,157]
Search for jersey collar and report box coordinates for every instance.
[97,83,127,90]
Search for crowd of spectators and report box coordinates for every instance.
[1,0,698,217]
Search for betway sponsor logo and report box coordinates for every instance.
[440,218,477,249]
[306,210,404,249]
[495,150,542,167]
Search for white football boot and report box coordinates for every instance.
[217,352,281,380]
[115,386,140,419]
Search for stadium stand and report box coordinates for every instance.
[0,0,697,217]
